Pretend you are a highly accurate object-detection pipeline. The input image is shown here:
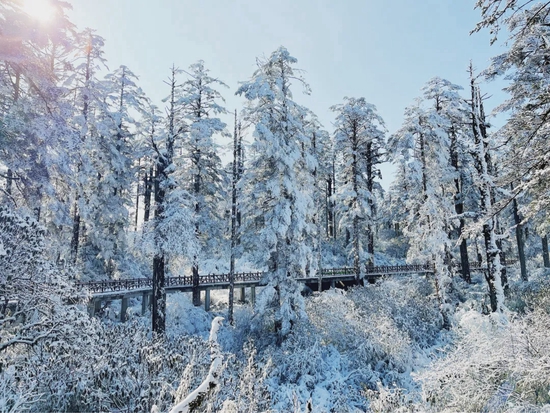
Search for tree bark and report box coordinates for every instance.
[152,161,167,335]
[326,177,334,238]
[365,141,374,266]
[143,166,152,223]
[511,184,528,281]
[352,122,361,284]
[152,254,166,335]
[70,202,80,263]
[542,235,550,268]
[228,111,238,325]
[450,129,471,282]
[470,70,504,312]
[135,160,140,231]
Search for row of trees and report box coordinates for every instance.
[3,0,550,338]
[0,1,386,337]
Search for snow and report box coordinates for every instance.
[3,2,550,410]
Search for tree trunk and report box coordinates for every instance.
[192,177,200,306]
[152,161,167,335]
[326,177,334,238]
[5,168,13,197]
[228,111,238,325]
[511,185,528,281]
[365,141,374,266]
[450,129,471,282]
[352,123,361,284]
[236,122,244,232]
[152,254,166,335]
[542,235,550,268]
[135,166,140,231]
[70,201,80,264]
[143,166,152,222]
[470,70,504,312]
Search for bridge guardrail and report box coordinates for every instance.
[75,259,520,294]
[76,264,437,294]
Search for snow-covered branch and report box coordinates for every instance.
[165,317,224,413]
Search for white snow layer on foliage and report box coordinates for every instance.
[166,317,224,413]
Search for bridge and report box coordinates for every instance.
[78,264,435,320]
[78,260,516,321]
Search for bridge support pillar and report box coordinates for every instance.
[205,289,211,312]
[88,298,102,317]
[238,287,246,303]
[120,297,129,322]
[88,299,96,317]
[330,280,335,289]
[141,293,150,315]
[250,286,256,305]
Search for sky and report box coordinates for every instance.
[68,0,509,189]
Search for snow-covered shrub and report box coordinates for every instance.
[308,277,441,383]
[166,292,212,338]
[365,384,419,413]
[417,308,550,412]
[265,320,367,412]
[0,207,213,412]
[1,316,213,413]
[506,278,550,315]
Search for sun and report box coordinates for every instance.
[22,0,56,24]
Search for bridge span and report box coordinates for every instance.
[78,260,515,321]
[79,264,436,321]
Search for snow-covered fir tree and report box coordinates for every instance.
[81,65,145,278]
[177,61,228,306]
[237,47,316,338]
[331,97,385,281]
[389,82,458,328]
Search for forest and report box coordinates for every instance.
[1,0,550,412]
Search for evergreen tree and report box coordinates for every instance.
[468,70,506,313]
[389,91,455,328]
[146,67,196,335]
[178,61,228,306]
[237,47,315,338]
[68,29,108,265]
[331,97,385,281]
[81,66,145,278]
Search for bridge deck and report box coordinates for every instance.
[77,264,436,298]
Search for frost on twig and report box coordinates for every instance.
[165,316,224,413]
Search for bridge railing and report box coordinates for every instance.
[166,276,193,287]
[76,278,153,293]
[320,267,355,276]
[365,263,434,274]
[234,272,264,282]
[80,261,499,294]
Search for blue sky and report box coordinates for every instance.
[69,0,508,188]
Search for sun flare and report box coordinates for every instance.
[22,0,56,23]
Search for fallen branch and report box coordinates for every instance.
[165,316,224,413]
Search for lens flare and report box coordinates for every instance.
[23,0,56,23]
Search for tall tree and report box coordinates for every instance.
[389,89,457,328]
[237,47,315,338]
[331,97,385,281]
[178,61,227,306]
[68,30,108,265]
[468,70,506,313]
[228,110,239,325]
[81,66,144,278]
[476,1,550,240]
[421,77,475,283]
[147,67,195,334]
